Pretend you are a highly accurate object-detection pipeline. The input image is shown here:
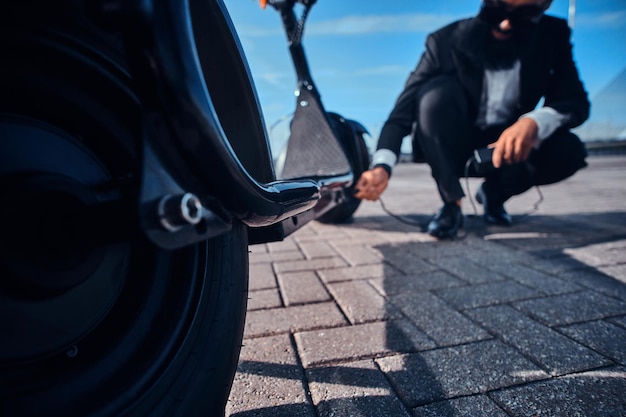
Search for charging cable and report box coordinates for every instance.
[378,197,425,228]
[377,155,545,234]
[463,156,545,222]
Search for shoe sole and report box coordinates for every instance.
[428,230,459,239]
[483,216,512,226]
[428,220,464,239]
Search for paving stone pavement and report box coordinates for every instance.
[226,155,626,417]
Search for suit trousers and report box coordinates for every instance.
[413,75,588,204]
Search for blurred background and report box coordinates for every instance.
[224,0,626,158]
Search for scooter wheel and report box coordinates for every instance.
[0,8,248,415]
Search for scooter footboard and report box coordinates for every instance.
[279,88,352,180]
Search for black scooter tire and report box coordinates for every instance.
[1,224,248,417]
[121,224,250,417]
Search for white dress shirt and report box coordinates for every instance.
[477,59,570,142]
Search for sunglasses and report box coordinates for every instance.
[479,0,550,29]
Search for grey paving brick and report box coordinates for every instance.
[304,224,350,238]
[491,367,626,417]
[249,243,268,254]
[318,263,395,283]
[370,270,465,297]
[376,340,548,407]
[249,249,304,264]
[559,320,626,365]
[289,223,319,238]
[496,263,583,295]
[244,302,347,338]
[413,395,509,417]
[274,257,348,274]
[306,360,412,417]
[390,292,491,347]
[523,254,589,275]
[514,291,626,326]
[462,247,541,272]
[435,257,505,284]
[463,237,536,263]
[401,240,489,262]
[494,232,590,256]
[248,288,282,311]
[327,280,402,324]
[331,244,383,266]
[377,248,439,276]
[564,239,626,267]
[267,238,299,252]
[277,271,331,306]
[295,320,435,368]
[381,230,436,244]
[609,315,626,329]
[546,216,625,241]
[226,334,315,417]
[435,280,540,309]
[293,230,347,243]
[599,263,626,284]
[297,240,338,260]
[482,258,580,294]
[468,305,611,376]
[249,263,277,291]
[558,267,626,302]
[349,228,388,240]
[327,235,391,249]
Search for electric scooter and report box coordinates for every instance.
[0,0,368,415]
[262,0,371,226]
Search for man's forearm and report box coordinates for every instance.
[520,106,571,145]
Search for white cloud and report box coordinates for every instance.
[256,71,291,87]
[575,10,626,29]
[237,13,460,37]
[235,24,283,37]
[307,14,458,36]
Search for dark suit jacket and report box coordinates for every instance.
[377,15,590,160]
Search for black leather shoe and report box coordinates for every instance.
[427,202,463,239]
[476,184,512,226]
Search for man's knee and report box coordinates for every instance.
[532,130,588,185]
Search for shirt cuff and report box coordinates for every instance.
[372,148,398,170]
[520,107,570,144]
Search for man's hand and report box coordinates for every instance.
[354,166,390,201]
[490,118,539,168]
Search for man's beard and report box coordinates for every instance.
[483,29,532,70]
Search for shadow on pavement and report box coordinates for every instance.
[369,210,626,414]
[230,209,626,416]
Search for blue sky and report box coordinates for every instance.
[224,0,626,148]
